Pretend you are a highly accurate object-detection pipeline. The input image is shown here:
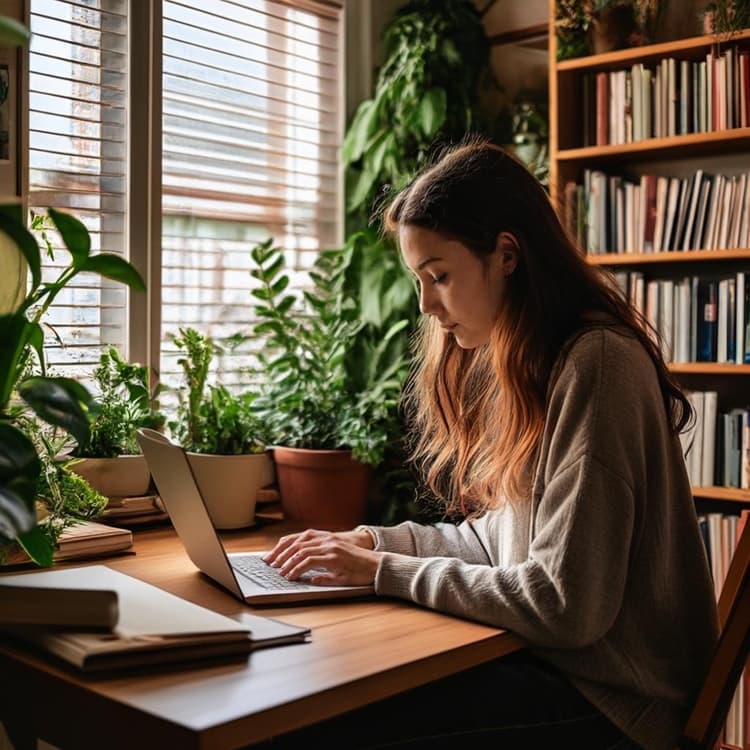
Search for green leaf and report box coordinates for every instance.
[18,376,93,446]
[0,16,30,47]
[263,253,285,281]
[277,294,296,314]
[251,287,270,301]
[80,253,146,291]
[341,99,379,166]
[0,204,41,292]
[17,526,54,567]
[0,423,39,541]
[346,167,377,214]
[368,131,395,179]
[271,275,290,296]
[0,313,33,408]
[250,238,275,265]
[254,320,285,336]
[418,88,447,138]
[26,322,45,376]
[48,208,91,267]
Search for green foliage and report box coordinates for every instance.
[342,0,491,221]
[555,0,590,60]
[0,203,145,565]
[169,328,265,455]
[336,1,496,517]
[76,347,164,458]
[707,0,750,35]
[249,238,408,466]
[0,15,30,47]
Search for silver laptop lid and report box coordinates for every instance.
[136,428,244,599]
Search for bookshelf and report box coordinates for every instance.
[549,5,749,748]
[548,3,750,506]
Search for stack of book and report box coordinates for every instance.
[102,493,169,526]
[2,521,134,567]
[0,565,310,673]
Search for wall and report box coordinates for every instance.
[0,0,26,314]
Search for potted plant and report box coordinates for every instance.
[0,202,145,566]
[168,327,270,529]
[68,347,165,499]
[249,238,408,528]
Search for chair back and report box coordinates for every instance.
[678,516,750,749]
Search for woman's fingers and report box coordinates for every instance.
[263,528,324,565]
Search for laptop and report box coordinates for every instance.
[136,428,375,605]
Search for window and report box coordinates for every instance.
[28,0,129,379]
[28,0,344,386]
[160,0,343,387]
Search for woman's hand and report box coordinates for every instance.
[262,528,382,586]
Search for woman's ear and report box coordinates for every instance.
[495,232,519,277]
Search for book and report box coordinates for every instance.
[0,565,310,672]
[0,565,253,672]
[0,584,118,629]
[2,521,133,567]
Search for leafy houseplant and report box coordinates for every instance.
[69,347,165,499]
[249,238,408,527]
[555,0,666,60]
[0,203,145,565]
[703,0,750,36]
[168,327,269,529]
[336,1,495,523]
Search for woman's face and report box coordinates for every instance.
[399,225,517,350]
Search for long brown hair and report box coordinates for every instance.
[384,139,690,515]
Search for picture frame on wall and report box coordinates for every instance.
[0,46,19,195]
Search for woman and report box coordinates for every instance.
[263,140,719,750]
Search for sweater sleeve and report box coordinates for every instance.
[373,330,643,648]
[365,520,491,565]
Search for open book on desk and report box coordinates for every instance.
[0,565,310,672]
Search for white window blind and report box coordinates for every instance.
[28,0,129,378]
[161,0,343,388]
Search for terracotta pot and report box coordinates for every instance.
[186,451,271,530]
[272,447,370,528]
[70,455,151,499]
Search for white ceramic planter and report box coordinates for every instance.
[69,455,151,499]
[186,451,272,529]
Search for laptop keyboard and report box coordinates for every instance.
[232,555,322,590]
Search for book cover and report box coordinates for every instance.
[0,565,254,672]
[0,585,118,629]
[697,279,719,362]
[702,390,718,488]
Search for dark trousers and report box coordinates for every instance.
[253,650,643,749]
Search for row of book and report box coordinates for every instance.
[680,390,750,490]
[611,271,750,364]
[698,509,749,747]
[581,46,750,147]
[564,168,750,255]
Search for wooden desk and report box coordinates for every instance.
[0,521,524,750]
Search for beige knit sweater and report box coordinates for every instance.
[368,326,719,750]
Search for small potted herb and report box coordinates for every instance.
[249,239,408,528]
[69,347,164,499]
[168,327,269,529]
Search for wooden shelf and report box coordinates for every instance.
[556,28,750,72]
[557,127,750,163]
[587,249,750,265]
[693,486,750,503]
[668,363,750,374]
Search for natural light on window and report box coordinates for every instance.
[160,0,342,389]
[28,0,129,379]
